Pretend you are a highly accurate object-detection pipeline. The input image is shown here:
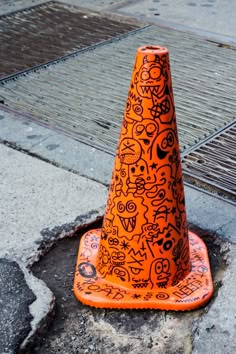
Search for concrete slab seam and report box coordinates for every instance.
[0,139,110,187]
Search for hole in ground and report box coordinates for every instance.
[28,221,228,354]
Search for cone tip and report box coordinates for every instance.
[138,45,168,55]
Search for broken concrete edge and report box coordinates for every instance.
[7,211,232,353]
[17,208,104,352]
[190,225,231,305]
[16,260,56,353]
[26,208,105,268]
[23,221,231,352]
[181,225,234,353]
[189,223,232,260]
[14,192,235,353]
[1,113,235,351]
[191,245,236,354]
[0,258,36,354]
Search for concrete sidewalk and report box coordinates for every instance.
[0,140,108,353]
[0,109,235,354]
[0,1,236,353]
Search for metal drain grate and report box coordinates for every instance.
[182,121,236,200]
[0,1,140,79]
[0,26,236,155]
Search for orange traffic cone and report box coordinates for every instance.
[74,46,213,310]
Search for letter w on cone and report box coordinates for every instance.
[74,45,213,310]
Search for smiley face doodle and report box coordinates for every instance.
[111,251,126,266]
[152,129,177,162]
[112,193,148,237]
[158,131,175,159]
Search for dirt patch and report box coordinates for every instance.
[29,222,228,354]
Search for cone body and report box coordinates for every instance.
[74,46,213,310]
[99,46,189,289]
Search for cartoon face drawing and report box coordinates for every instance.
[112,266,130,282]
[97,245,111,277]
[134,54,167,99]
[112,193,148,237]
[111,251,126,266]
[151,129,179,175]
[133,119,159,154]
[118,138,142,165]
[156,130,176,160]
[128,159,149,182]
[125,91,143,123]
[150,258,171,289]
[117,199,138,232]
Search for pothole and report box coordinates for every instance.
[29,221,229,354]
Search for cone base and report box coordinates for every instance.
[74,229,213,311]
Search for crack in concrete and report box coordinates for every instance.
[0,139,109,186]
[18,215,104,352]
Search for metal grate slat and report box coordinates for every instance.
[182,122,236,200]
[0,25,236,155]
[0,1,140,79]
